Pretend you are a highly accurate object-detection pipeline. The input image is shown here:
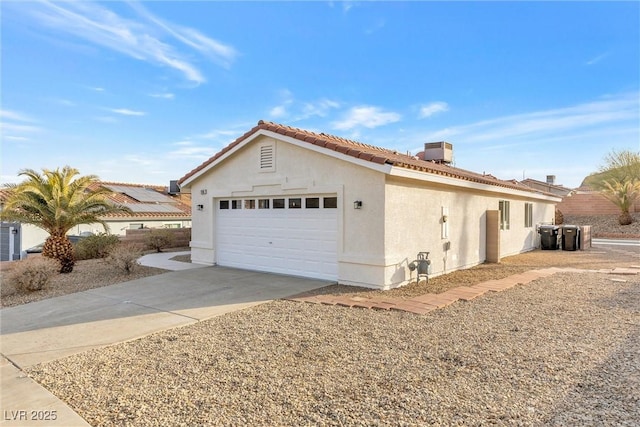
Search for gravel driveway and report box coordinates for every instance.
[27,271,639,426]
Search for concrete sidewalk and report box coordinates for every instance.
[137,251,208,271]
[1,266,330,426]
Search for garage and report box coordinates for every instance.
[215,195,338,280]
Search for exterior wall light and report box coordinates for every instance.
[442,215,448,223]
[196,204,204,211]
[354,200,363,209]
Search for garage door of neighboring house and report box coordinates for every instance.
[0,222,22,262]
[216,195,338,281]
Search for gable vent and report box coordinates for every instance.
[260,144,275,170]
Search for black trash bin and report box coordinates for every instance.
[538,225,560,250]
[561,225,580,251]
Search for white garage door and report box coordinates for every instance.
[216,195,338,280]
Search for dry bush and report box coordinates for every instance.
[107,243,143,274]
[75,233,121,260]
[144,229,175,252]
[6,257,59,293]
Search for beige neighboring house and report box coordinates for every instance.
[0,182,191,255]
[521,176,573,197]
[178,120,560,290]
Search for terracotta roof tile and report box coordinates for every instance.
[178,120,551,195]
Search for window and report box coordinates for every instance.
[258,199,270,209]
[524,203,533,228]
[289,198,302,209]
[219,200,229,209]
[499,200,510,230]
[323,197,338,208]
[273,198,285,209]
[231,200,242,209]
[244,199,255,209]
[305,197,320,208]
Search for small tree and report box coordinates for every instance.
[600,179,640,226]
[586,149,640,225]
[145,229,174,252]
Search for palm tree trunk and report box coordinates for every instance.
[43,232,75,273]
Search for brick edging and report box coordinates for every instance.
[287,266,639,315]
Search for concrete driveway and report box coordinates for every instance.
[1,266,330,368]
[0,266,329,426]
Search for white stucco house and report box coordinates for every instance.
[178,121,561,289]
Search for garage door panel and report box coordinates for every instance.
[216,196,337,280]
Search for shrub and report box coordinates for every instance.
[75,233,121,260]
[7,257,59,293]
[145,229,174,253]
[107,243,143,274]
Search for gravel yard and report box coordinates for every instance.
[27,271,639,426]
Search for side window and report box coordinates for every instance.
[524,203,533,228]
[499,200,510,230]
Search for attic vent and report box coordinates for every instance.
[423,141,453,164]
[259,143,275,171]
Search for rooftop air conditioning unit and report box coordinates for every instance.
[168,180,180,195]
[423,141,453,164]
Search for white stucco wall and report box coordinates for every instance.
[187,135,386,270]
[380,176,557,289]
[17,220,191,253]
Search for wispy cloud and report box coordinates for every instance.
[268,90,340,122]
[423,92,639,145]
[0,109,41,141]
[364,19,386,35]
[109,108,146,116]
[28,1,238,84]
[168,141,217,160]
[149,92,175,100]
[586,52,609,66]
[332,105,401,130]
[419,102,449,118]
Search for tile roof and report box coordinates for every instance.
[179,120,547,195]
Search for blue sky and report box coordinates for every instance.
[1,1,638,189]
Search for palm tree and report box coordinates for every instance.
[586,149,640,225]
[1,166,131,273]
[601,179,640,226]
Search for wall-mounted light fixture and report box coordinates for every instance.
[11,229,18,234]
[196,204,204,211]
[353,200,363,209]
[200,189,207,195]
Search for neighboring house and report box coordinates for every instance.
[178,120,560,290]
[521,176,573,197]
[0,182,191,257]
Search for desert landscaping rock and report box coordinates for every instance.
[26,272,639,426]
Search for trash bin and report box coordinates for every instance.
[538,225,560,250]
[561,225,580,251]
